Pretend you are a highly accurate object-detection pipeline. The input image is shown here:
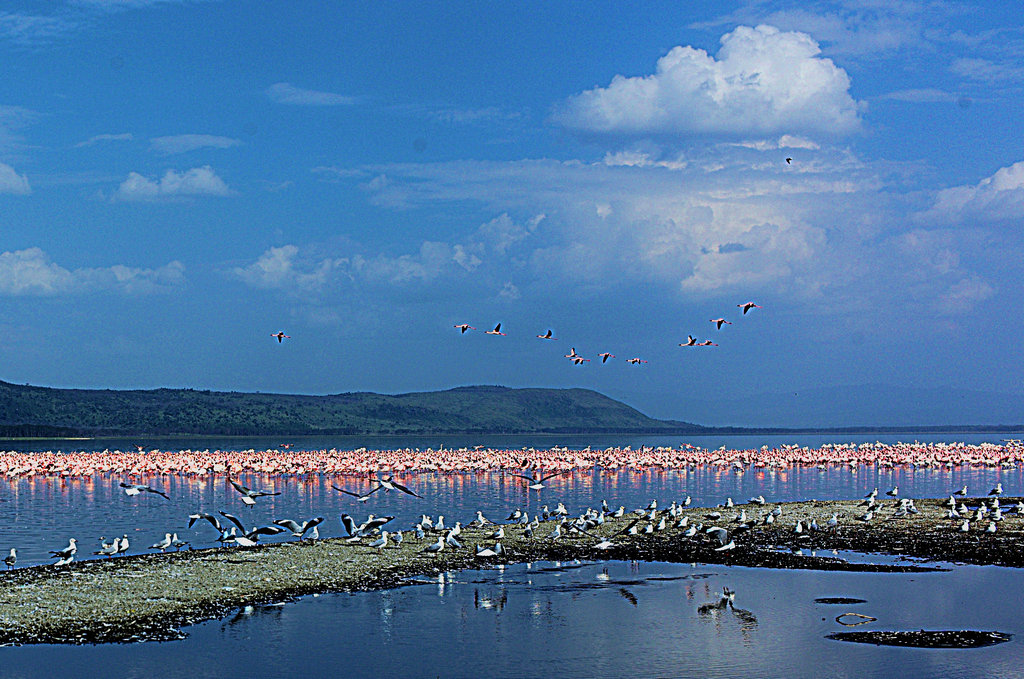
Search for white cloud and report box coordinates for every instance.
[75,132,134,148]
[149,134,240,155]
[0,247,184,295]
[920,162,1024,224]
[950,57,1024,83]
[876,88,959,103]
[113,166,232,201]
[555,25,862,137]
[266,82,356,106]
[0,162,30,194]
[0,12,74,46]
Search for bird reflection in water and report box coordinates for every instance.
[697,587,758,645]
[222,602,286,631]
[474,588,508,611]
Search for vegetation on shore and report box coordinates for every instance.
[0,381,703,437]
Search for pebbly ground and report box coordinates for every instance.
[0,494,1019,645]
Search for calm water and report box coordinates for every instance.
[0,434,1021,678]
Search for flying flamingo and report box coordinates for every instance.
[564,347,580,359]
[271,332,290,343]
[626,358,647,365]
[680,335,697,347]
[697,340,717,346]
[571,357,590,364]
[453,324,475,334]
[485,323,506,336]
[536,329,556,340]
[710,318,732,330]
[598,352,615,363]
[737,302,762,315]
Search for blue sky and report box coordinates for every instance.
[2,0,1023,427]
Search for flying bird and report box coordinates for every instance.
[680,335,697,347]
[597,352,615,363]
[785,157,792,164]
[271,332,290,343]
[485,323,506,336]
[229,479,281,506]
[536,329,556,340]
[510,471,564,490]
[453,323,475,334]
[564,347,580,359]
[119,482,169,500]
[331,484,382,502]
[710,318,732,330]
[626,358,648,364]
[372,475,423,499]
[697,340,718,346]
[571,357,590,364]
[737,302,762,315]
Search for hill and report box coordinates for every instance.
[0,382,705,437]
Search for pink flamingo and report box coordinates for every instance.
[271,332,290,343]
[453,324,475,334]
[571,357,590,364]
[564,347,580,359]
[680,335,697,347]
[626,357,647,365]
[598,352,615,363]
[536,329,556,340]
[710,318,731,330]
[737,302,762,315]
[697,340,718,346]
[485,323,506,336]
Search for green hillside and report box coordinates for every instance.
[0,382,704,437]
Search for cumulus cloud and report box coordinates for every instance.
[920,162,1024,224]
[0,247,184,295]
[0,162,30,194]
[113,166,232,201]
[149,134,240,155]
[554,25,862,137]
[266,82,356,106]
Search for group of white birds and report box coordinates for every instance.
[453,301,762,366]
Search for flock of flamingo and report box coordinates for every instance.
[0,440,1020,479]
[450,302,762,366]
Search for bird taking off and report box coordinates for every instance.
[271,332,290,343]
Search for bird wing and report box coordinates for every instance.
[229,479,251,495]
[273,519,302,533]
[219,511,247,533]
[147,487,170,499]
[389,480,422,498]
[539,472,564,483]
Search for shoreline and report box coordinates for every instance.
[0,495,1019,646]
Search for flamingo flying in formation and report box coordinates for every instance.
[680,335,697,347]
[536,329,556,340]
[737,302,762,315]
[271,332,290,343]
[453,323,475,334]
[710,318,732,330]
[626,357,647,365]
[598,352,615,363]
[485,323,506,336]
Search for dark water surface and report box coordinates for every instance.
[0,434,1021,677]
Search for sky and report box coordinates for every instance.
[2,0,1024,428]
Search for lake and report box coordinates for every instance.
[0,433,1020,678]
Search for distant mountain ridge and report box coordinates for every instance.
[0,381,705,437]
